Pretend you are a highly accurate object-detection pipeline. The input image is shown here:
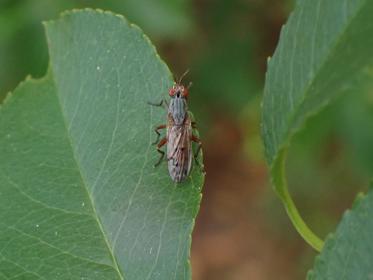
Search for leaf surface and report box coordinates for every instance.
[308,189,373,279]
[0,9,204,280]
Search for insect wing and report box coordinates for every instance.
[167,123,193,182]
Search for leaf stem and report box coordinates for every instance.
[272,149,324,252]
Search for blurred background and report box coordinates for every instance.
[1,0,373,279]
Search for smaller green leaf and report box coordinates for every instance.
[308,186,373,280]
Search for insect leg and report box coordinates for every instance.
[152,124,166,145]
[191,122,197,129]
[147,99,169,110]
[191,135,203,167]
[154,137,167,167]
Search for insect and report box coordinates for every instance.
[148,72,203,183]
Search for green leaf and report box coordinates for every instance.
[262,0,373,251]
[0,9,204,280]
[307,188,373,279]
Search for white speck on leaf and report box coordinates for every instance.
[81,202,85,207]
[96,66,101,71]
[36,224,39,228]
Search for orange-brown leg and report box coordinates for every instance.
[154,137,167,167]
[152,124,166,145]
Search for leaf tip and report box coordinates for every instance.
[45,8,174,86]
[266,56,271,65]
[352,192,366,209]
[44,8,132,29]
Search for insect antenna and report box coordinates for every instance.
[176,69,190,84]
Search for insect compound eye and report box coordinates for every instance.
[169,87,176,96]
[182,87,189,97]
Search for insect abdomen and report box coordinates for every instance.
[167,125,193,182]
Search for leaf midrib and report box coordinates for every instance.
[49,69,125,280]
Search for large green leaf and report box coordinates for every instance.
[0,10,204,279]
[308,188,373,279]
[262,0,373,250]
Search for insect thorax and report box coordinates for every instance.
[168,97,188,125]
